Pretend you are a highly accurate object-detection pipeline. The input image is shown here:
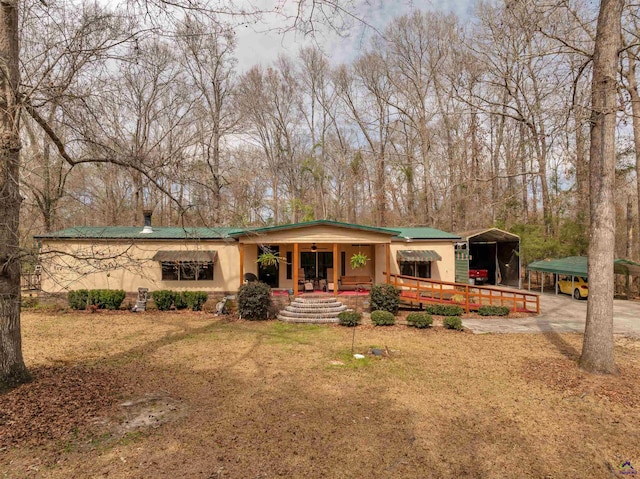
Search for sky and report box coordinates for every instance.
[232,0,477,71]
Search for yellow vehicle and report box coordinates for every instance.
[557,276,589,299]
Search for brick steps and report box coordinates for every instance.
[278,295,348,323]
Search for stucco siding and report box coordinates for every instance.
[40,239,240,293]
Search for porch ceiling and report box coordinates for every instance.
[237,223,396,244]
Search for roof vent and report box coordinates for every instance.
[141,209,153,234]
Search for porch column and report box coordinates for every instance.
[293,243,299,295]
[239,243,244,288]
[385,243,391,284]
[333,243,339,296]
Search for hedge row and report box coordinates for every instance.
[151,290,208,311]
[68,289,126,310]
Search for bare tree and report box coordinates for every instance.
[0,0,29,387]
[579,0,625,374]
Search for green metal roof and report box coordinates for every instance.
[397,250,442,262]
[391,227,461,241]
[231,220,400,237]
[34,226,241,240]
[527,256,640,276]
[36,222,460,242]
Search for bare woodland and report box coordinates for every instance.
[13,1,638,260]
[0,0,636,384]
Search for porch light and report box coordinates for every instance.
[311,243,317,251]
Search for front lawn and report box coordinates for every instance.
[1,311,638,478]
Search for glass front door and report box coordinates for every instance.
[300,251,333,280]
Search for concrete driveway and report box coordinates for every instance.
[463,292,640,336]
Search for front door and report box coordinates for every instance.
[258,246,279,288]
[300,251,333,280]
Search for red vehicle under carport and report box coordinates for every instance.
[456,228,521,288]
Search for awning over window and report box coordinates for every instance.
[152,250,217,262]
[397,250,442,263]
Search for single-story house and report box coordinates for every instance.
[35,218,461,295]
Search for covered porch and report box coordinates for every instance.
[232,221,398,296]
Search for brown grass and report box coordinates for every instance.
[1,310,639,478]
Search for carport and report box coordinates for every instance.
[457,228,521,288]
[526,256,640,299]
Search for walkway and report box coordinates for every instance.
[463,293,640,337]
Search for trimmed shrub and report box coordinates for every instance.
[173,292,188,310]
[237,281,272,320]
[406,312,433,329]
[152,290,175,311]
[68,289,89,310]
[338,311,362,327]
[101,290,125,310]
[425,304,464,316]
[369,284,400,314]
[443,316,463,330]
[183,291,208,311]
[68,289,125,310]
[370,310,395,326]
[478,305,510,317]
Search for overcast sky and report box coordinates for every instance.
[232,0,477,71]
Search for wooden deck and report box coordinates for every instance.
[388,273,540,314]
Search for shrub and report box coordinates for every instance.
[406,312,433,329]
[183,291,208,311]
[102,290,125,310]
[425,304,464,316]
[173,292,188,310]
[68,289,125,310]
[338,311,362,327]
[237,281,272,320]
[443,316,463,330]
[152,290,175,311]
[68,290,89,310]
[478,305,510,316]
[370,310,395,326]
[369,284,400,314]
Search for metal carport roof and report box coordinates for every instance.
[457,228,520,243]
[527,256,640,276]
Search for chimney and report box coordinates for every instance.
[141,209,153,234]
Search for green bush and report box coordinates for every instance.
[67,289,125,310]
[443,316,463,330]
[370,310,395,326]
[478,305,510,317]
[406,312,433,329]
[173,292,188,310]
[100,290,124,309]
[338,311,362,327]
[152,290,175,311]
[369,284,400,314]
[183,291,208,311]
[425,304,464,316]
[237,281,272,320]
[68,290,89,310]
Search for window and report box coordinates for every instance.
[161,262,214,281]
[286,252,292,279]
[400,261,431,279]
[341,251,346,276]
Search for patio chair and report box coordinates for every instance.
[326,268,335,292]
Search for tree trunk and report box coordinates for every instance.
[0,0,29,389]
[624,50,640,260]
[579,0,624,375]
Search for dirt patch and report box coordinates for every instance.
[117,393,185,434]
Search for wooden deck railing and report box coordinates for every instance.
[388,273,540,314]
